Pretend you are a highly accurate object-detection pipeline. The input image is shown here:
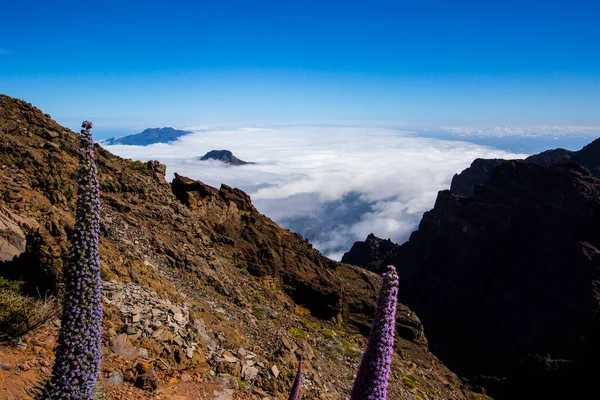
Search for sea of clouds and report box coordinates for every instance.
[103,126,526,260]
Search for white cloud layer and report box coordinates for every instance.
[103,126,526,260]
[438,125,600,137]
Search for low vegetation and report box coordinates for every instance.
[0,277,59,340]
[130,159,150,175]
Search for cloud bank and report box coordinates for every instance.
[104,126,525,260]
[438,125,600,138]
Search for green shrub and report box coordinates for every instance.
[236,376,251,389]
[401,373,418,390]
[289,327,308,340]
[253,293,264,304]
[340,338,361,359]
[252,305,265,319]
[100,268,112,281]
[301,320,320,331]
[322,328,336,339]
[323,345,341,361]
[0,277,24,292]
[283,284,296,292]
[130,160,150,175]
[294,305,311,316]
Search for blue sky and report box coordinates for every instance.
[1,0,599,139]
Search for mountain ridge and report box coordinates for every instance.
[342,138,600,399]
[103,127,192,146]
[0,95,482,399]
[450,137,600,197]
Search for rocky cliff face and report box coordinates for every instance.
[340,138,600,398]
[0,95,480,399]
[449,158,507,197]
[387,161,600,398]
[450,138,600,197]
[341,233,397,272]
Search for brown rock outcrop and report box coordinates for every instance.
[0,94,482,399]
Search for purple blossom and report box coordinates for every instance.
[46,121,102,399]
[350,265,399,400]
[288,356,303,400]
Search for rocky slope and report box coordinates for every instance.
[104,127,192,145]
[200,150,254,166]
[0,95,483,399]
[346,156,600,398]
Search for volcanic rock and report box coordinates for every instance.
[341,233,397,272]
[450,137,600,197]
[200,150,254,166]
[383,160,600,398]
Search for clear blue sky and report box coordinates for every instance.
[1,0,599,137]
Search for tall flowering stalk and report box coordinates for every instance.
[288,356,303,400]
[47,121,102,399]
[350,265,399,400]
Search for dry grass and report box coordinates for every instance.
[0,278,60,340]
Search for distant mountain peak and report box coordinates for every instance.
[450,137,600,197]
[103,127,192,146]
[199,149,254,166]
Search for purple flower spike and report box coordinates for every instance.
[47,121,102,399]
[288,356,303,400]
[350,265,399,400]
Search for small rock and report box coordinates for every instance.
[174,335,185,347]
[136,368,159,391]
[222,375,239,389]
[223,351,238,363]
[19,362,30,371]
[271,365,280,378]
[45,129,59,139]
[213,388,235,400]
[123,369,136,382]
[138,348,149,359]
[14,341,27,350]
[107,370,124,386]
[153,329,172,342]
[243,366,259,381]
[300,342,316,360]
[185,346,195,359]
[111,334,139,361]
[181,372,193,382]
[126,324,139,335]
[0,361,12,370]
[281,336,295,351]
[173,313,186,325]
